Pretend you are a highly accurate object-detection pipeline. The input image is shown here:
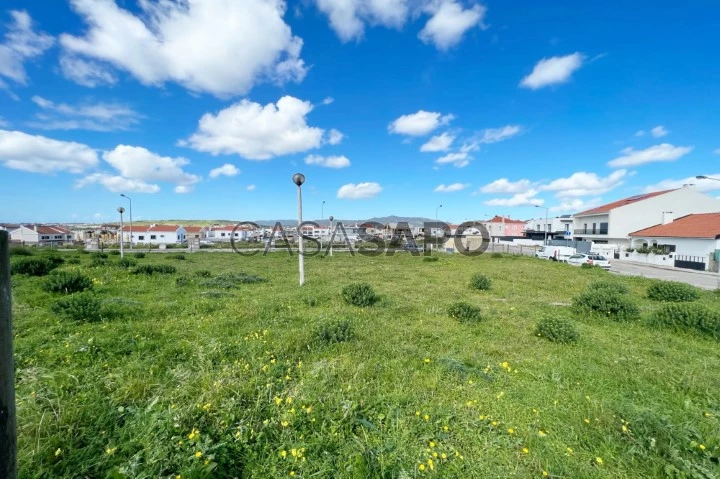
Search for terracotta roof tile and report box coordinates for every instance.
[629,213,720,239]
[576,190,675,216]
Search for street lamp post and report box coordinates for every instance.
[535,205,549,245]
[435,204,443,251]
[117,207,125,258]
[120,194,132,250]
[697,175,720,182]
[320,200,325,251]
[293,173,306,286]
[329,215,334,257]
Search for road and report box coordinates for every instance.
[610,261,719,290]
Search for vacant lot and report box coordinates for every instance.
[10,250,720,478]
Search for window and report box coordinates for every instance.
[592,223,597,234]
[139,235,145,240]
[41,235,49,239]
[221,232,226,237]
[150,235,157,240]
[536,224,540,230]
[160,235,165,238]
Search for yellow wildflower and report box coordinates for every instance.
[274,397,283,406]
[522,447,529,454]
[281,450,287,458]
[584,419,590,424]
[55,448,62,457]
[543,472,548,477]
[424,358,431,364]
[507,428,515,435]
[419,464,426,471]
[538,430,547,437]
[289,471,295,476]
[281,421,289,427]
[441,453,447,459]
[424,414,430,421]
[105,447,117,455]
[291,448,298,457]
[699,444,706,451]
[595,457,603,465]
[195,451,203,459]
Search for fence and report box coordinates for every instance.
[674,255,707,272]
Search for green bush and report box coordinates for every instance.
[168,253,186,260]
[636,246,651,254]
[195,270,212,278]
[625,248,635,253]
[313,319,355,344]
[535,318,579,343]
[580,263,603,270]
[491,252,503,258]
[132,264,177,275]
[9,246,33,256]
[51,293,103,322]
[201,273,266,288]
[176,275,194,287]
[42,270,93,294]
[470,273,492,291]
[117,257,137,268]
[92,252,109,259]
[341,283,379,307]
[90,257,108,267]
[649,303,720,339]
[304,296,319,307]
[647,281,700,302]
[588,281,629,295]
[573,290,640,321]
[10,257,58,276]
[66,257,81,265]
[423,256,439,262]
[109,250,121,256]
[134,252,146,259]
[448,301,483,323]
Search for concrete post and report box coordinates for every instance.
[0,231,17,479]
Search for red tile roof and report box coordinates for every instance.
[629,213,720,239]
[34,225,73,234]
[121,225,181,233]
[184,226,206,233]
[485,215,525,224]
[576,190,675,216]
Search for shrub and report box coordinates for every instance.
[535,318,579,343]
[491,252,503,258]
[117,257,137,268]
[588,281,629,295]
[168,253,186,260]
[9,246,33,256]
[134,252,146,259]
[650,303,720,339]
[109,250,121,256]
[423,256,439,262]
[10,257,58,276]
[176,275,194,287]
[195,270,212,278]
[66,257,81,265]
[448,301,483,323]
[647,281,700,303]
[90,257,108,267]
[636,246,651,254]
[42,270,93,294]
[51,293,103,322]
[313,319,355,344]
[132,264,177,275]
[201,273,265,288]
[650,247,666,255]
[625,248,635,253]
[304,296,319,307]
[580,263,603,270]
[92,252,108,259]
[470,273,492,291]
[573,290,640,321]
[341,283,379,307]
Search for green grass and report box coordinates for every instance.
[10,252,720,478]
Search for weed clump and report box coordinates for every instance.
[168,253,186,260]
[535,318,579,343]
[573,290,639,321]
[90,257,108,267]
[201,273,265,288]
[134,252,146,259]
[313,319,355,345]
[341,283,379,307]
[176,275,194,287]
[117,257,137,268]
[109,250,121,256]
[9,247,33,256]
[588,281,629,295]
[66,257,81,265]
[423,256,439,262]
[647,281,700,302]
[92,252,109,259]
[304,296,319,307]
[195,270,212,278]
[649,303,720,339]
[448,301,483,322]
[11,257,59,276]
[470,273,492,291]
[491,252,503,258]
[51,293,103,322]
[132,264,177,275]
[42,270,93,294]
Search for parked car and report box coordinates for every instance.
[566,253,611,270]
[535,245,576,262]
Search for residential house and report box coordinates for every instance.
[207,225,259,242]
[481,216,526,238]
[184,226,208,241]
[572,186,720,248]
[10,225,74,246]
[629,212,720,271]
[122,224,186,245]
[524,215,573,241]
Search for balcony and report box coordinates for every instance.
[574,228,608,236]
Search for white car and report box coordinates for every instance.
[566,253,611,270]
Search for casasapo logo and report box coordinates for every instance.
[230,221,491,257]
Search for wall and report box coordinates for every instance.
[630,237,718,259]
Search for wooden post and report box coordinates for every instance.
[0,231,17,479]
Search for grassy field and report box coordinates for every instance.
[9,249,720,478]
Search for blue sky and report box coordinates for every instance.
[0,0,719,224]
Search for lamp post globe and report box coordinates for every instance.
[293,173,306,285]
[117,207,125,258]
[292,173,305,187]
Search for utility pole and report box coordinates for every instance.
[0,231,17,479]
[293,173,306,285]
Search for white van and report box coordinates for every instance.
[535,245,576,262]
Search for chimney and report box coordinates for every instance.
[661,211,674,225]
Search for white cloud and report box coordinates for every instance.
[0,129,98,173]
[435,151,469,168]
[186,96,325,160]
[0,10,54,86]
[327,128,344,145]
[434,182,469,193]
[643,174,720,193]
[75,173,160,193]
[305,154,351,168]
[635,130,646,137]
[418,1,486,50]
[103,145,200,190]
[714,148,720,155]
[520,53,584,90]
[479,125,521,144]
[322,96,335,105]
[315,0,409,42]
[608,144,692,168]
[246,184,256,191]
[337,182,383,199]
[480,178,531,194]
[421,132,455,152]
[174,185,193,194]
[60,0,306,97]
[29,95,141,131]
[209,163,240,178]
[541,170,627,197]
[59,55,116,87]
[650,125,668,138]
[389,110,454,136]
[550,197,602,213]
[485,190,543,207]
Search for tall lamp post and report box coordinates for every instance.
[117,207,125,258]
[120,194,132,250]
[535,205,549,245]
[328,215,334,257]
[293,173,306,286]
[320,200,325,250]
[435,204,443,251]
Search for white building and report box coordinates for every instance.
[122,224,186,245]
[10,225,74,246]
[572,186,720,248]
[524,215,573,241]
[207,225,259,242]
